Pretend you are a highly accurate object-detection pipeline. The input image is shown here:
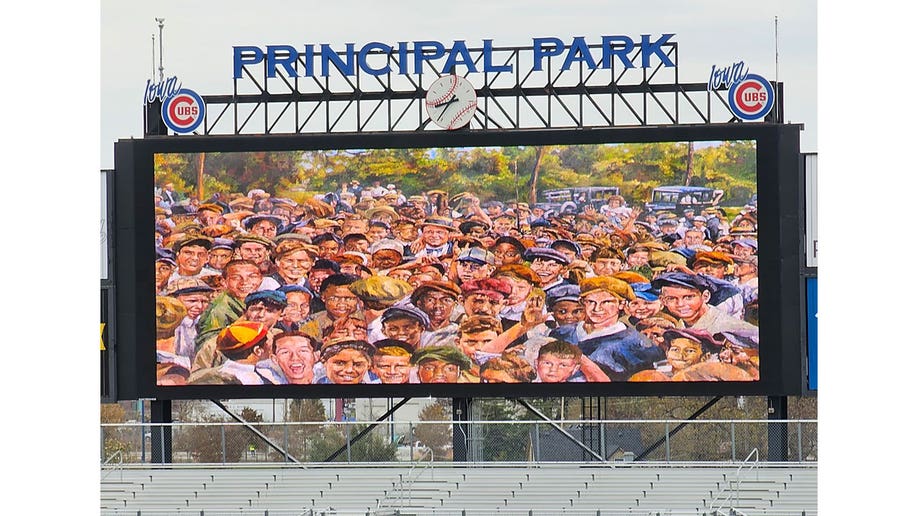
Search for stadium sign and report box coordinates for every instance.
[232,34,677,78]
[144,76,205,134]
[707,60,775,121]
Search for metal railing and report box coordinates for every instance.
[711,448,759,513]
[100,419,816,466]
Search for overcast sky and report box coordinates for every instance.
[100,0,816,168]
[5,2,914,513]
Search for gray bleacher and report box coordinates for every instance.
[101,462,816,515]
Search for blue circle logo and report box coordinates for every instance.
[161,88,205,133]
[728,74,774,121]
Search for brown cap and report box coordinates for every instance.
[410,280,462,305]
[579,276,635,301]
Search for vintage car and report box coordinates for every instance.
[644,185,724,214]
[537,186,622,213]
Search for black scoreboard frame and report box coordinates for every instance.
[113,122,804,400]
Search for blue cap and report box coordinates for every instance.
[530,218,552,228]
[381,305,431,330]
[631,282,660,302]
[546,284,581,308]
[244,289,288,308]
[651,272,714,293]
[156,247,176,266]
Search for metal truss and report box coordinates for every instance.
[199,41,783,136]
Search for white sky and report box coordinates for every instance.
[6,1,917,514]
[100,0,817,168]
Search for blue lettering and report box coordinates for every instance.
[233,46,264,79]
[483,39,512,73]
[359,42,392,76]
[442,40,477,74]
[707,61,749,90]
[266,45,298,78]
[640,34,675,68]
[304,45,315,77]
[414,41,445,74]
[561,36,597,71]
[321,43,355,76]
[397,42,409,75]
[532,37,564,71]
[144,76,182,104]
[600,35,635,69]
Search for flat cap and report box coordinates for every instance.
[216,321,269,354]
[651,272,714,293]
[410,280,462,305]
[164,278,214,297]
[523,247,570,266]
[410,345,473,370]
[173,235,214,253]
[369,239,406,256]
[234,234,275,249]
[381,305,431,330]
[662,328,721,353]
[348,276,413,305]
[460,277,513,298]
[579,276,635,301]
[456,247,496,265]
[244,289,288,308]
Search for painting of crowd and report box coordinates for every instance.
[154,172,761,387]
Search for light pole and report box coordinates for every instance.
[155,18,165,82]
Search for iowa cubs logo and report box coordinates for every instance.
[728,74,774,121]
[161,88,205,133]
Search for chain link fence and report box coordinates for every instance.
[102,419,816,465]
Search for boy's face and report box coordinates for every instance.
[536,353,580,383]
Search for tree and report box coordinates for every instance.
[305,425,397,462]
[414,402,452,460]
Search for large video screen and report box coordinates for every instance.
[114,125,802,399]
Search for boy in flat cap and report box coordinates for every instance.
[411,346,474,383]
[493,264,543,329]
[170,236,214,283]
[453,247,497,286]
[651,272,759,342]
[234,234,276,275]
[187,321,273,385]
[411,280,463,348]
[193,289,288,372]
[413,216,456,260]
[164,278,215,365]
[549,276,664,381]
[380,305,430,351]
[524,247,574,295]
[459,277,513,325]
[315,340,379,384]
[259,240,314,291]
[194,259,264,354]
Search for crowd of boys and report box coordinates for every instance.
[154,180,760,386]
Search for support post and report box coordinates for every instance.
[452,398,470,462]
[767,395,789,461]
[149,399,172,464]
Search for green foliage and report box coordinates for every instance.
[305,425,397,462]
[156,142,757,206]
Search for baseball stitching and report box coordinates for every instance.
[447,100,477,130]
[426,75,459,107]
